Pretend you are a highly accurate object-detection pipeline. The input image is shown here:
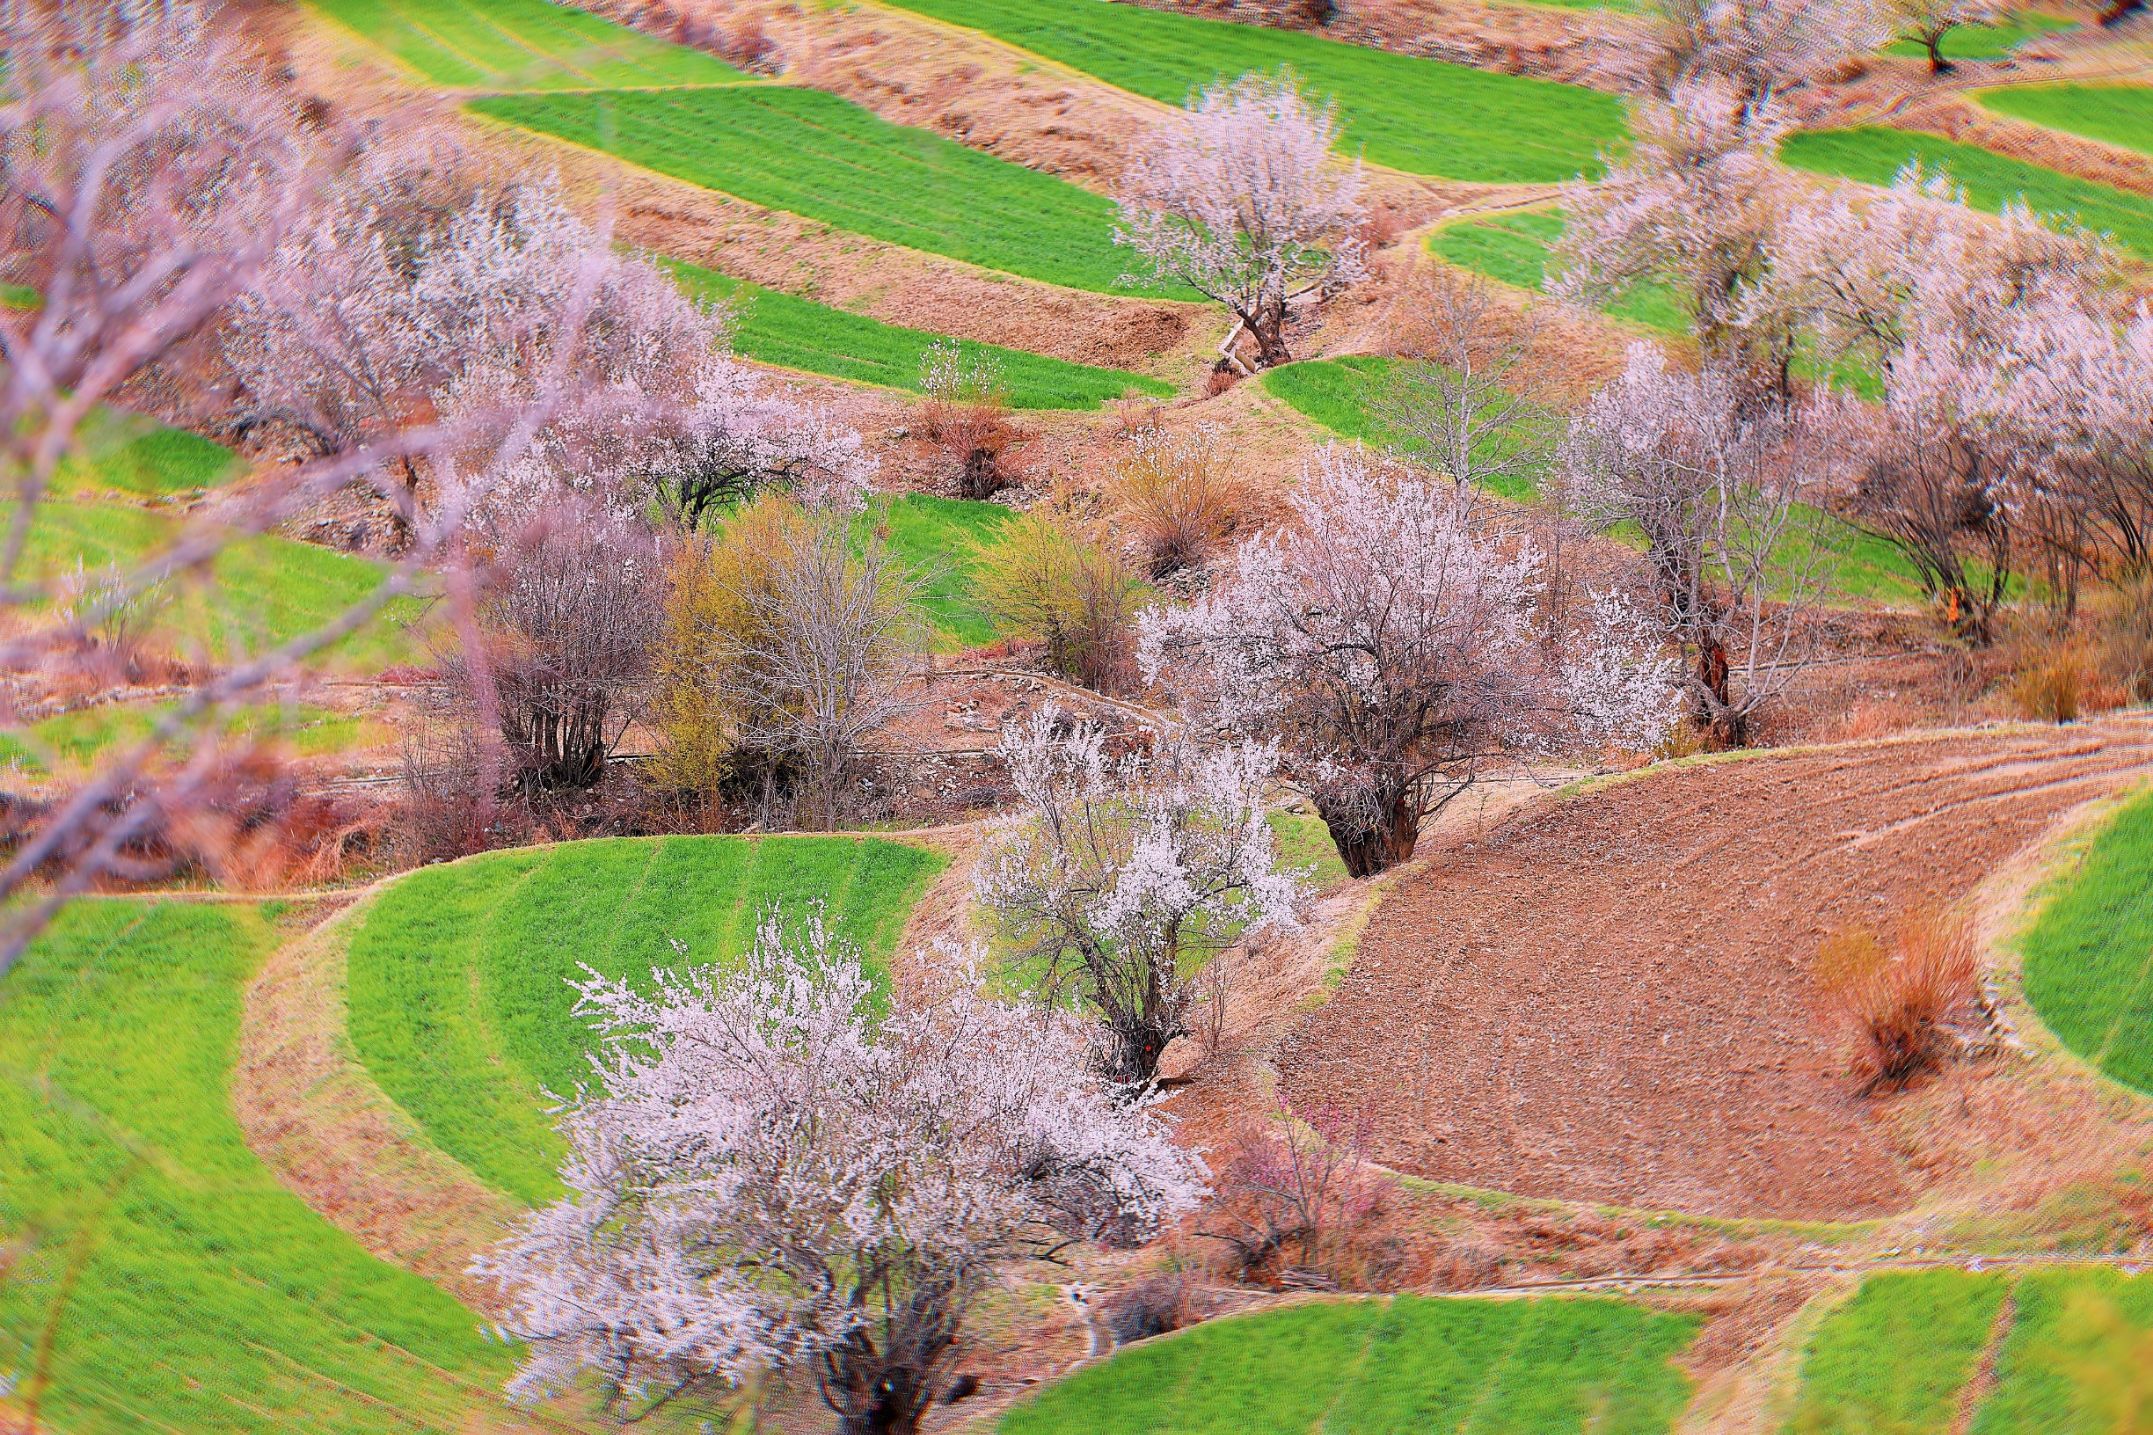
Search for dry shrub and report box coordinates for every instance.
[975,496,1143,693]
[716,14,779,71]
[1097,1271,1202,1345]
[918,339,1027,499]
[1200,1107,1405,1290]
[1354,203,1405,254]
[1110,395,1167,438]
[1203,364,1240,398]
[1103,426,1264,578]
[1816,905,1983,1093]
[2092,570,2153,705]
[2003,627,2114,724]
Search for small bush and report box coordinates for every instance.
[2007,637,2092,723]
[1816,905,1982,1093]
[1103,426,1263,578]
[2093,570,2153,705]
[1201,1106,1399,1290]
[1204,363,1240,398]
[919,339,1027,499]
[1098,1271,1201,1345]
[974,497,1143,693]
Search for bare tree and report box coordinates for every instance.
[1140,448,1676,877]
[974,706,1306,1087]
[1884,0,2003,71]
[1376,275,1555,497]
[1559,347,1829,746]
[1116,71,1365,370]
[476,914,1207,1435]
[726,508,922,830]
[441,494,664,795]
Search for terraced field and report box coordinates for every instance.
[1977,83,2153,158]
[471,85,1183,296]
[1429,209,1687,336]
[1785,1266,2153,1433]
[0,699,373,779]
[872,493,1014,649]
[667,260,1172,408]
[57,408,243,499]
[998,1294,1701,1434]
[309,0,747,90]
[0,901,555,1435]
[1781,129,2153,262]
[2020,786,2153,1094]
[344,833,946,1203]
[872,0,1626,184]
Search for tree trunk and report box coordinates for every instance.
[836,1408,920,1435]
[1246,297,1292,369]
[2098,0,2142,26]
[1923,33,1954,72]
[1695,635,1747,748]
[1316,791,1420,879]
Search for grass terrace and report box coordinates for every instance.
[871,0,1626,184]
[1976,83,2153,159]
[1785,1265,2153,1432]
[1429,209,1688,336]
[869,493,1014,650]
[997,1293,1701,1434]
[2020,786,2153,1095]
[1884,9,2076,62]
[469,86,1185,297]
[344,833,946,1204]
[1780,128,2153,263]
[56,408,244,500]
[667,259,1174,408]
[308,0,748,91]
[0,699,375,779]
[0,901,542,1435]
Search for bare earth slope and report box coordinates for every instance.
[1278,721,2153,1222]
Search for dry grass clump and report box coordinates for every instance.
[975,494,1143,693]
[918,339,1028,499]
[1816,905,1983,1093]
[2092,571,2153,705]
[1102,426,1266,578]
[2007,638,2094,723]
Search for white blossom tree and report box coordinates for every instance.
[1556,78,1799,387]
[1115,71,1365,369]
[974,706,1307,1087]
[1559,347,1828,745]
[1642,0,1892,101]
[1139,448,1677,878]
[1376,273,1555,497]
[475,913,1206,1435]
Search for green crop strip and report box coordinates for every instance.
[998,1293,1699,1433]
[873,0,1624,184]
[667,259,1173,408]
[1781,129,2153,263]
[1976,83,2153,159]
[309,0,747,91]
[345,833,946,1204]
[469,86,1184,297]
[2022,787,2153,1095]
[0,901,534,1434]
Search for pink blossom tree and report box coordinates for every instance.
[1558,347,1829,746]
[1555,78,1799,387]
[475,912,1206,1435]
[1642,0,1891,101]
[974,705,1306,1087]
[1138,448,1677,877]
[1115,72,1365,370]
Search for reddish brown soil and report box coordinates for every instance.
[1277,721,2153,1221]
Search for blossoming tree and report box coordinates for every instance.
[477,913,1206,1435]
[1139,448,1677,877]
[1115,72,1365,370]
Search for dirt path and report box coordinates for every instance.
[1277,719,2153,1222]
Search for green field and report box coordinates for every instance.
[869,493,1013,649]
[25,498,415,671]
[998,1293,1700,1434]
[0,699,373,779]
[470,86,1183,297]
[1786,1266,2153,1433]
[345,833,945,1204]
[1780,129,2153,263]
[1885,9,2076,61]
[871,0,1625,184]
[2020,787,2153,1094]
[1429,209,1689,336]
[309,0,747,91]
[1784,1270,2011,1433]
[0,901,542,1435]
[56,408,243,499]
[1977,84,2153,159]
[1259,355,1922,605]
[667,259,1174,408]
